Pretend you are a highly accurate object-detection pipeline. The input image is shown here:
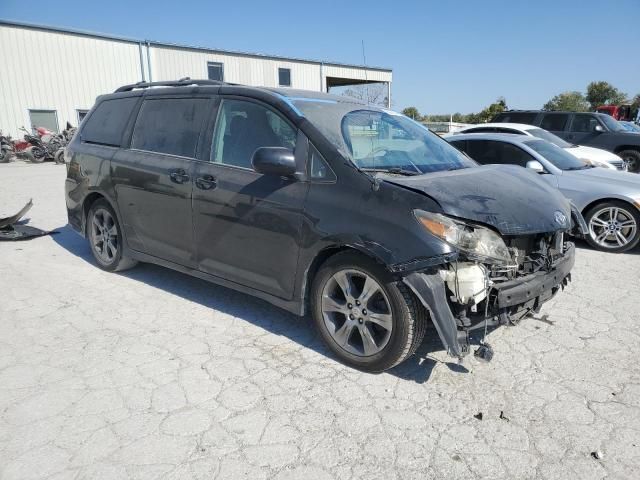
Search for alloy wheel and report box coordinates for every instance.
[90,208,119,264]
[321,269,393,357]
[588,206,637,249]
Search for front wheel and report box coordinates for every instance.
[87,199,138,272]
[310,252,427,372]
[584,201,640,253]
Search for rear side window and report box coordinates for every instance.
[494,112,538,124]
[81,97,138,146]
[540,113,569,132]
[131,98,209,157]
[461,127,494,134]
[463,140,533,167]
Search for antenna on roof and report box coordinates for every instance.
[361,40,370,104]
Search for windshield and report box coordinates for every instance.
[598,114,625,132]
[527,128,572,148]
[620,122,640,133]
[524,139,590,171]
[292,99,476,174]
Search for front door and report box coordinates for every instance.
[113,96,212,267]
[566,113,603,147]
[192,98,308,299]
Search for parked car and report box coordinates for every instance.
[65,78,578,371]
[451,122,624,170]
[448,133,640,253]
[492,110,640,172]
[619,121,640,134]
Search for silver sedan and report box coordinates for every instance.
[447,133,640,252]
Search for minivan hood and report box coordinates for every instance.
[383,165,571,235]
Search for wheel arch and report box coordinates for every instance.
[613,145,640,155]
[82,192,119,236]
[581,197,640,218]
[299,243,392,316]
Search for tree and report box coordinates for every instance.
[401,107,421,120]
[341,83,388,107]
[586,81,628,110]
[543,91,590,112]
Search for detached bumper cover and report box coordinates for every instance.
[403,243,575,358]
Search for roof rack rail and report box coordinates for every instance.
[114,77,225,93]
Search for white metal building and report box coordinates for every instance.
[0,20,392,138]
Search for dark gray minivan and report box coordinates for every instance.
[65,79,580,371]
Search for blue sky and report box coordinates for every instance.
[2,0,639,114]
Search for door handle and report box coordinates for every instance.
[169,168,190,184]
[196,174,217,190]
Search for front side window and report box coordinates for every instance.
[131,98,209,157]
[540,113,569,131]
[278,68,291,87]
[207,62,224,81]
[340,110,475,173]
[82,97,138,146]
[524,139,588,170]
[598,114,625,132]
[571,114,600,133]
[211,99,297,168]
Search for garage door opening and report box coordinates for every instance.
[327,79,390,108]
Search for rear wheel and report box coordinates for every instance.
[27,146,46,163]
[87,199,137,272]
[619,149,640,173]
[584,201,640,253]
[310,252,427,372]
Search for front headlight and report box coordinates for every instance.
[414,210,513,264]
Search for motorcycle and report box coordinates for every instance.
[15,126,61,163]
[0,131,16,163]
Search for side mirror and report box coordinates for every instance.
[526,160,545,174]
[252,147,296,177]
[594,125,605,133]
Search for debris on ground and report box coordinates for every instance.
[591,450,604,460]
[473,412,483,420]
[499,411,510,422]
[0,199,56,241]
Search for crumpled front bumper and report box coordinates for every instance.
[403,243,575,358]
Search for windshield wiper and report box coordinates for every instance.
[360,167,422,176]
[565,164,594,171]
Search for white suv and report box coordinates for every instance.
[451,123,625,170]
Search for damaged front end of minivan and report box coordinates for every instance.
[397,207,585,360]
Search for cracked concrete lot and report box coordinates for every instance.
[1,162,640,480]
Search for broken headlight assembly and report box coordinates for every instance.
[414,210,513,265]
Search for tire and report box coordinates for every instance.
[87,199,138,272]
[584,201,640,253]
[27,146,45,163]
[53,149,64,164]
[310,251,427,372]
[619,150,640,173]
[0,149,15,163]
